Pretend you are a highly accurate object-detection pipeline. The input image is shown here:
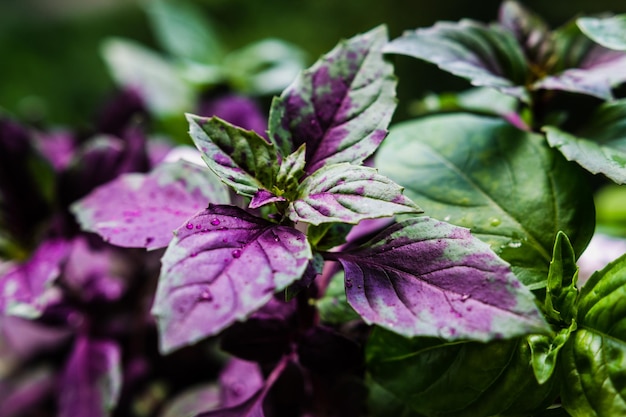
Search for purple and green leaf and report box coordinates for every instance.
[578,14,626,51]
[375,114,595,288]
[269,25,396,172]
[288,163,421,226]
[58,337,122,417]
[560,253,626,416]
[188,115,278,197]
[71,160,229,249]
[384,20,529,100]
[544,99,626,184]
[0,239,71,318]
[334,216,549,341]
[151,205,311,353]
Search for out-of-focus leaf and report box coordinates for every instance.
[269,25,396,171]
[225,39,308,95]
[0,366,56,417]
[219,359,264,408]
[288,163,421,226]
[317,270,360,325]
[0,239,70,318]
[101,38,193,116]
[367,328,559,417]
[152,205,311,353]
[544,100,626,184]
[545,232,579,323]
[384,20,528,100]
[188,115,278,198]
[561,254,626,416]
[335,217,549,341]
[578,15,626,51]
[376,114,595,288]
[72,160,229,250]
[159,384,220,417]
[58,337,122,417]
[145,0,223,64]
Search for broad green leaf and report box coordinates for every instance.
[144,0,223,64]
[307,223,352,251]
[288,163,421,226]
[578,15,626,51]
[101,38,193,116]
[529,322,576,385]
[187,115,279,197]
[384,20,529,100]
[544,100,626,184]
[376,114,595,288]
[367,328,559,417]
[71,160,229,250]
[545,231,579,323]
[269,25,396,172]
[561,254,626,416]
[152,205,311,353]
[336,217,549,341]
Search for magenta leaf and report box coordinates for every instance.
[268,25,396,173]
[219,359,264,407]
[58,337,122,417]
[151,205,311,353]
[334,217,549,341]
[187,115,279,197]
[72,160,229,249]
[0,239,71,318]
[288,163,421,225]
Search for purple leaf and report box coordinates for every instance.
[333,217,549,341]
[384,20,528,100]
[151,205,311,353]
[71,160,229,249]
[269,25,396,173]
[199,94,268,137]
[536,22,626,99]
[219,359,264,407]
[0,239,71,318]
[288,163,421,225]
[249,189,286,210]
[0,366,56,417]
[1,316,71,359]
[58,337,122,417]
[187,115,279,197]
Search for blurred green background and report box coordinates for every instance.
[2,0,626,128]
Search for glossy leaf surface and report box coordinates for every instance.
[188,115,278,197]
[367,328,558,417]
[58,337,122,417]
[288,163,421,226]
[384,20,528,99]
[336,217,549,341]
[561,254,626,416]
[152,205,311,353]
[269,25,396,171]
[72,160,229,249]
[376,114,595,288]
[544,100,626,184]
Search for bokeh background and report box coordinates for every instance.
[2,0,626,128]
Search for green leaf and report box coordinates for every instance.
[187,114,279,198]
[528,321,576,385]
[544,100,626,184]
[560,254,626,416]
[144,0,223,64]
[307,222,352,251]
[275,144,306,197]
[545,232,579,324]
[101,38,193,116]
[578,15,626,51]
[384,19,529,100]
[288,163,421,225]
[375,114,595,288]
[367,328,559,417]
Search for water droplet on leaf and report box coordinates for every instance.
[186,223,193,230]
[461,293,471,301]
[490,217,501,227]
[211,218,220,226]
[199,289,213,301]
[231,249,242,258]
[508,240,522,248]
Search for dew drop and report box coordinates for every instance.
[211,218,220,226]
[195,224,202,229]
[489,217,501,227]
[508,240,522,248]
[461,293,471,302]
[199,289,213,302]
[186,223,193,230]
[443,215,451,222]
[231,249,242,258]
[272,233,280,242]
